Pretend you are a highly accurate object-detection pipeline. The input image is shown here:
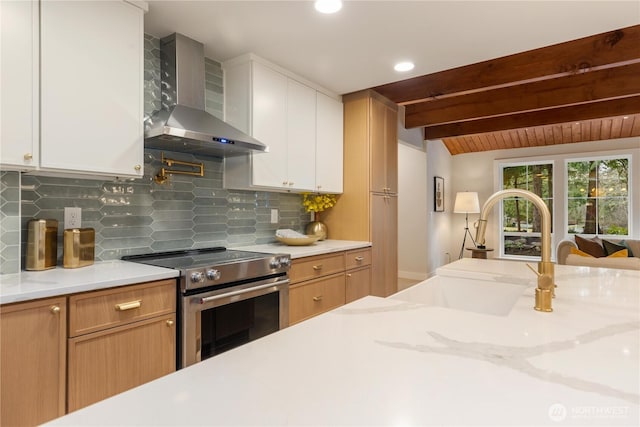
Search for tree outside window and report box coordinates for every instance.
[567,158,629,236]
[501,163,553,257]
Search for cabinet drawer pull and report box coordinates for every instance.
[24,153,33,161]
[312,264,323,271]
[134,164,142,171]
[354,256,364,262]
[346,273,352,278]
[50,305,61,315]
[312,295,323,302]
[114,300,141,311]
[166,320,174,327]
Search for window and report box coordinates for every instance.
[566,157,629,236]
[500,162,553,258]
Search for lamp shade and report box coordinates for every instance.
[453,192,480,213]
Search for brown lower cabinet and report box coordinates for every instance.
[0,297,67,427]
[0,279,176,425]
[67,279,176,413]
[289,248,371,325]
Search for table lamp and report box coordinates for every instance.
[454,191,480,259]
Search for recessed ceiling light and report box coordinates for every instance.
[314,0,342,14]
[394,61,415,72]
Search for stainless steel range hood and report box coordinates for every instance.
[144,33,267,157]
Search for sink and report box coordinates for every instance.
[391,275,532,316]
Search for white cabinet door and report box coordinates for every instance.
[251,62,288,188]
[40,1,144,178]
[316,92,343,193]
[0,0,38,170]
[286,79,316,191]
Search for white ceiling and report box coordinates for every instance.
[143,1,640,96]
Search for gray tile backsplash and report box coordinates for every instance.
[0,34,308,273]
[20,150,307,263]
[0,171,21,274]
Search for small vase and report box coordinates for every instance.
[305,211,327,240]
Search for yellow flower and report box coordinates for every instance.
[302,193,337,213]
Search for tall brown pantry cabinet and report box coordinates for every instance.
[323,90,398,297]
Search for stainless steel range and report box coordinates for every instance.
[123,247,290,368]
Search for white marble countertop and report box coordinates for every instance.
[46,259,640,426]
[236,239,371,259]
[0,261,179,305]
[0,240,369,305]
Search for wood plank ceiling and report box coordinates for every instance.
[371,25,640,155]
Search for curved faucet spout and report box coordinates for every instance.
[474,189,555,312]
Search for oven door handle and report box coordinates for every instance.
[198,279,289,304]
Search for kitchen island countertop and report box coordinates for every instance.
[0,261,178,305]
[46,259,639,426]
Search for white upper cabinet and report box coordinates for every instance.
[316,92,344,193]
[39,0,145,179]
[250,62,288,188]
[285,79,316,191]
[0,0,39,170]
[223,54,342,194]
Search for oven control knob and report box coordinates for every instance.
[190,271,205,283]
[269,258,281,269]
[279,257,291,267]
[206,269,221,280]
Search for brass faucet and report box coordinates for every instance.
[474,189,555,312]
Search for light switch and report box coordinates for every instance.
[270,209,279,224]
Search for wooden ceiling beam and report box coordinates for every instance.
[423,95,640,140]
[373,25,640,105]
[406,62,640,128]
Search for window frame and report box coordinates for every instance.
[498,160,555,261]
[564,154,632,240]
[494,148,636,262]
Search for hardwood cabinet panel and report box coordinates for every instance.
[68,279,176,337]
[324,90,398,297]
[0,297,66,426]
[67,314,176,412]
[289,252,345,284]
[289,273,345,325]
[346,266,371,304]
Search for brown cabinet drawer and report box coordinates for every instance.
[289,273,345,325]
[345,247,372,270]
[69,279,176,337]
[289,252,345,284]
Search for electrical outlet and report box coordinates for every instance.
[270,209,279,224]
[64,207,82,229]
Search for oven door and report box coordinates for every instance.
[181,276,289,368]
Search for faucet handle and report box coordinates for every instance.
[526,263,542,277]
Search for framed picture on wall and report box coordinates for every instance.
[434,176,444,212]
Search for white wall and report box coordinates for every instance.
[448,136,640,260]
[425,140,453,276]
[398,141,428,280]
